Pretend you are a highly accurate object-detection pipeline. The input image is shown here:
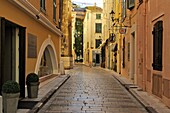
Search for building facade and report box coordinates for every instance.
[102,0,121,72]
[61,0,73,69]
[145,0,170,107]
[0,0,62,97]
[83,5,103,66]
[72,7,86,63]
[121,0,138,84]
[115,0,170,108]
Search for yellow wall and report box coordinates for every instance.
[27,0,60,26]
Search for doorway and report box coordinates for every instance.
[39,46,53,77]
[96,54,100,64]
[130,32,136,82]
[0,18,26,97]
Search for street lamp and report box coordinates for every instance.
[110,9,115,22]
[110,9,119,23]
[109,10,117,43]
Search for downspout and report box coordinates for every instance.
[143,0,147,91]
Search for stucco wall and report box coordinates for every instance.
[0,1,61,76]
[146,0,170,107]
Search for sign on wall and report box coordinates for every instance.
[28,33,37,58]
[119,28,126,34]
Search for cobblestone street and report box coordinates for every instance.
[38,65,148,113]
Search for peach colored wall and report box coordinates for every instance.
[0,1,60,76]
[121,4,137,81]
[146,0,170,107]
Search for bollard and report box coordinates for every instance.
[25,85,28,97]
[0,96,2,113]
[60,61,65,75]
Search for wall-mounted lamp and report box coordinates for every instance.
[110,10,119,23]
[109,33,116,43]
[110,10,115,22]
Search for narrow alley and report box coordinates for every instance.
[38,65,148,113]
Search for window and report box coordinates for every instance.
[127,0,135,10]
[128,42,130,61]
[40,0,46,12]
[87,42,89,48]
[87,13,89,19]
[53,0,57,21]
[95,23,102,33]
[122,0,126,22]
[96,14,101,19]
[96,39,102,48]
[122,37,125,68]
[152,21,163,71]
[139,0,143,4]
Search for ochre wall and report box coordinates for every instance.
[27,0,60,26]
[0,0,60,77]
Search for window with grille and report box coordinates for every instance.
[40,0,46,12]
[95,23,102,33]
[53,0,57,21]
[122,37,125,68]
[152,21,163,71]
[128,42,130,61]
[122,0,126,22]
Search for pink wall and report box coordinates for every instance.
[146,0,170,107]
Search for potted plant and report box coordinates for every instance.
[2,80,20,113]
[26,73,39,98]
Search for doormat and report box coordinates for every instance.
[18,100,38,109]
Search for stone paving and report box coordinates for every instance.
[38,65,148,113]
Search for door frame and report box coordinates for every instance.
[0,17,26,97]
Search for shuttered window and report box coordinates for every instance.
[122,37,125,68]
[95,23,102,33]
[152,21,163,71]
[40,0,46,12]
[53,0,57,21]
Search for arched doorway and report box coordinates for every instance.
[35,38,58,76]
[39,46,53,77]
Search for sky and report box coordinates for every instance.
[72,0,103,8]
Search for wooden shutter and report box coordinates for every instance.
[152,21,163,71]
[122,38,125,68]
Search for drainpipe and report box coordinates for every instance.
[142,0,147,91]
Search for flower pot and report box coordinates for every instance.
[27,82,39,98]
[2,92,20,113]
